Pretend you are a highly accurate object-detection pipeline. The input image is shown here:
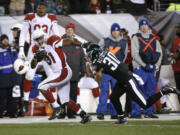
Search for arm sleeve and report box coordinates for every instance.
[155,40,163,68]
[131,36,146,67]
[80,49,86,77]
[19,21,30,47]
[123,42,128,62]
[51,21,60,36]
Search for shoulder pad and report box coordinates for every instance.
[24,13,35,21]
[48,14,57,22]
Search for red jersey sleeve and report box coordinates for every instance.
[48,14,57,22]
[24,13,35,21]
[47,35,62,47]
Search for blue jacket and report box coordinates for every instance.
[0,46,22,88]
[104,37,127,62]
[136,33,160,64]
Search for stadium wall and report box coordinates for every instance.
[0,13,179,112]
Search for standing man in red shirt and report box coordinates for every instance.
[171,23,180,102]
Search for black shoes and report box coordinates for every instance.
[144,114,159,119]
[97,114,104,120]
[67,115,76,119]
[115,115,128,124]
[57,113,66,119]
[80,114,92,124]
[130,115,142,119]
[9,114,18,118]
[161,85,180,95]
[48,107,62,120]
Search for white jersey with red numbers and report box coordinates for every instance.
[37,35,72,91]
[19,13,60,47]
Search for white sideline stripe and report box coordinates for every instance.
[129,79,147,106]
[0,64,13,70]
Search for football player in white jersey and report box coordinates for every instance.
[30,29,91,124]
[77,59,100,105]
[18,2,60,111]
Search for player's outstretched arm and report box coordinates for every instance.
[95,68,103,84]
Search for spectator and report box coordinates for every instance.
[171,23,180,102]
[54,0,70,15]
[68,0,89,14]
[24,0,36,14]
[126,0,147,15]
[88,0,101,14]
[0,34,22,118]
[97,23,128,120]
[44,0,63,14]
[9,0,25,16]
[100,0,116,14]
[0,0,10,14]
[112,0,127,13]
[131,18,162,118]
[60,23,86,118]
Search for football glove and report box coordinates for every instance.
[34,50,47,62]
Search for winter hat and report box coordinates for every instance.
[148,23,153,30]
[66,23,75,30]
[0,34,9,42]
[139,18,149,27]
[111,23,121,33]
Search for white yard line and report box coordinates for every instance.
[0,114,180,124]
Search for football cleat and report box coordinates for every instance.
[114,115,128,124]
[161,85,180,95]
[80,114,92,124]
[48,107,62,120]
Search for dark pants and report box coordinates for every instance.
[110,78,162,115]
[174,72,180,102]
[67,81,78,116]
[125,64,133,114]
[0,87,17,117]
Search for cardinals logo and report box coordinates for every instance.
[18,65,24,72]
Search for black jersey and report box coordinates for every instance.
[92,49,132,82]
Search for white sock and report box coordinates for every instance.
[77,108,82,114]
[51,101,60,108]
[24,92,30,101]
[77,95,80,104]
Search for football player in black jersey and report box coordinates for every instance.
[82,43,180,124]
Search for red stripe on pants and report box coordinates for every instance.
[24,79,33,92]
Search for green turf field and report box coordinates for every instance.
[0,120,180,135]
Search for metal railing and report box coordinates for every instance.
[153,0,180,11]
